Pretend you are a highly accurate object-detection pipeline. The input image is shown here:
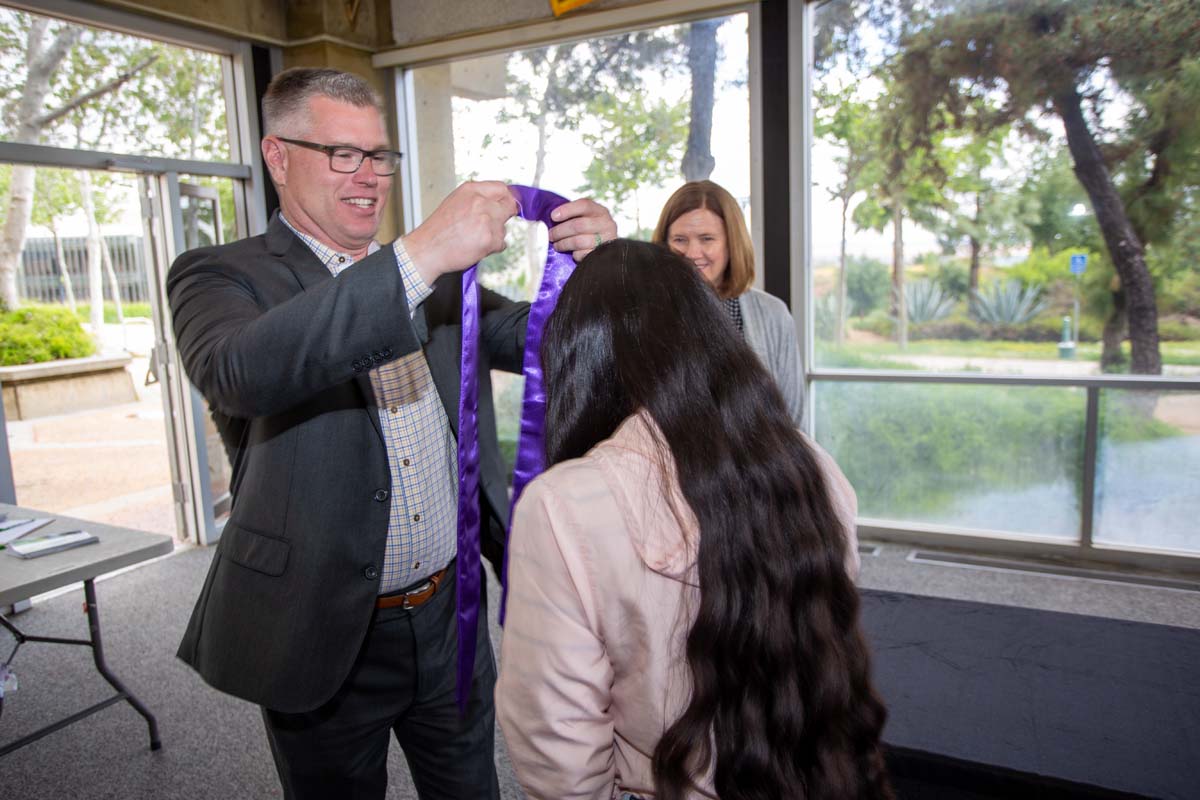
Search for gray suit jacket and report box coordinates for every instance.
[168,214,527,712]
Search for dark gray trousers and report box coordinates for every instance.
[262,563,500,799]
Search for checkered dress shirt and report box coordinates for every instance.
[281,215,457,594]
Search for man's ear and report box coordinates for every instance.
[261,136,287,186]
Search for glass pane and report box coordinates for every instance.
[180,192,219,250]
[411,15,751,479]
[3,165,173,534]
[0,7,232,161]
[813,381,1085,538]
[1094,390,1200,553]
[408,14,750,237]
[483,219,544,482]
[810,1,1200,379]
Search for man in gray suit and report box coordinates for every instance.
[168,68,615,798]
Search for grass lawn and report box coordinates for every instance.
[819,339,1200,367]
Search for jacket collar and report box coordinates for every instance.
[266,211,333,291]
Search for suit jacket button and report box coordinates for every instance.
[374,488,389,502]
[352,360,362,371]
[382,348,392,358]
[363,564,379,580]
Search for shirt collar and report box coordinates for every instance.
[279,213,379,276]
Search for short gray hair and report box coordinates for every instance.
[261,68,383,137]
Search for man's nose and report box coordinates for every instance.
[352,160,378,184]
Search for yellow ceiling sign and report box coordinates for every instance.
[550,0,598,17]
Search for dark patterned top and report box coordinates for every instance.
[723,296,745,337]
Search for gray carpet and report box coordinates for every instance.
[0,545,525,799]
[3,538,1197,799]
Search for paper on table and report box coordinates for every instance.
[0,518,53,546]
[6,530,98,558]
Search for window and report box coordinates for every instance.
[402,13,751,476]
[808,0,1200,560]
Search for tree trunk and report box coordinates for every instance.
[969,192,982,293]
[681,19,720,181]
[1,166,36,309]
[1054,86,1160,374]
[49,221,76,312]
[836,194,849,345]
[1101,286,1128,373]
[893,197,907,349]
[524,109,551,288]
[100,230,124,325]
[78,172,105,334]
[0,21,82,310]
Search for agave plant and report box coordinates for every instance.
[970,279,1047,326]
[902,279,957,324]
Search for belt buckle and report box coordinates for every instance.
[400,579,433,609]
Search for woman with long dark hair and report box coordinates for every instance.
[496,240,891,800]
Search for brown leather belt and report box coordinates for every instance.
[376,566,449,610]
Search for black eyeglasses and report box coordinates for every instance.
[276,137,403,176]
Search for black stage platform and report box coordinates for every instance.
[862,590,1199,799]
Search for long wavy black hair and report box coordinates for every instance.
[541,239,892,800]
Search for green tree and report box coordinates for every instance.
[30,168,82,311]
[0,11,153,311]
[852,76,947,349]
[578,92,687,230]
[928,127,1032,294]
[814,84,877,344]
[893,0,1200,374]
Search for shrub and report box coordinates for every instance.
[910,312,983,341]
[904,279,958,324]
[814,381,1178,520]
[75,302,153,324]
[928,256,970,299]
[1010,245,1103,289]
[0,306,97,366]
[846,255,890,316]
[1159,318,1200,342]
[813,293,838,341]
[853,310,894,338]
[971,279,1048,325]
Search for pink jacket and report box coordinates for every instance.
[496,414,860,799]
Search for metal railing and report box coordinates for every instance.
[809,368,1200,573]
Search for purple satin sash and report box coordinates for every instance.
[456,184,574,713]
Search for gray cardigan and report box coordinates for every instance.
[739,287,805,427]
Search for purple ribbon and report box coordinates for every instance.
[456,184,574,713]
[502,185,577,622]
[456,260,483,716]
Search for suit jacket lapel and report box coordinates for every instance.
[267,213,386,444]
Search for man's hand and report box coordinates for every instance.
[547,198,618,262]
[402,181,519,286]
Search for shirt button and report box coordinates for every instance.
[338,256,346,263]
[363,564,379,580]
[374,489,389,502]
[413,561,421,570]
[412,513,421,522]
[402,458,410,466]
[390,407,399,414]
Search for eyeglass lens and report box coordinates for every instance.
[330,147,400,175]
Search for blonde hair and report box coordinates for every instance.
[652,180,754,299]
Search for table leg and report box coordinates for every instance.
[82,579,161,751]
[0,579,162,756]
